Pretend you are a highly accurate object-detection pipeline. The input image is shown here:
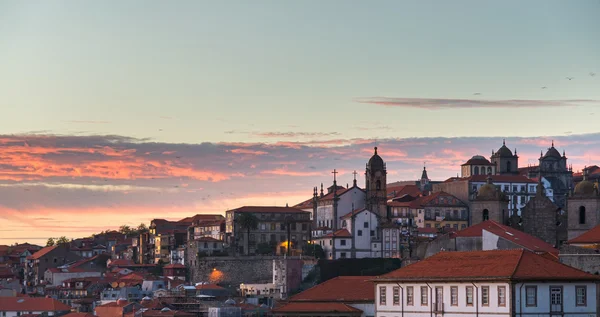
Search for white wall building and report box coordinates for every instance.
[315,185,365,231]
[375,249,598,317]
[469,175,550,215]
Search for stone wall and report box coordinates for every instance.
[521,195,564,246]
[188,255,304,287]
[559,245,600,274]
[432,181,470,205]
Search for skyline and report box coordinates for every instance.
[0,1,599,243]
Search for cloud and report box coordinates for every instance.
[62,120,111,124]
[225,130,341,138]
[354,97,600,110]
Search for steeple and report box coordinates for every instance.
[352,170,358,187]
[421,164,429,180]
[503,139,506,146]
[320,183,324,197]
[552,140,554,147]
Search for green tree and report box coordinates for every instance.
[46,238,55,247]
[56,236,70,245]
[136,223,148,233]
[237,213,259,255]
[119,225,132,235]
[256,242,276,255]
[302,243,325,259]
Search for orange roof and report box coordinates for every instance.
[164,263,186,269]
[179,214,224,224]
[289,276,374,302]
[273,302,362,313]
[28,246,58,260]
[378,249,597,282]
[568,224,600,244]
[387,185,422,199]
[229,206,308,214]
[0,297,71,311]
[292,197,314,209]
[323,229,352,238]
[63,313,95,317]
[453,220,557,255]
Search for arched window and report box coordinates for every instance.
[482,209,489,221]
[376,180,381,190]
[474,166,479,175]
[341,220,347,228]
[506,161,512,172]
[579,206,586,224]
[487,167,492,175]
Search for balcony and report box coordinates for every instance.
[433,302,444,313]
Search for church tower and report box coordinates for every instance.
[365,147,387,219]
[567,168,600,240]
[470,176,509,225]
[490,139,519,175]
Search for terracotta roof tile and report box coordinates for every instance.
[387,185,422,199]
[229,206,308,214]
[0,297,71,311]
[453,220,557,255]
[29,246,58,260]
[568,224,600,244]
[320,187,360,201]
[164,264,186,269]
[292,197,314,209]
[322,229,352,238]
[273,302,362,313]
[378,249,597,282]
[289,276,374,302]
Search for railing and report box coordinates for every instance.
[433,302,444,313]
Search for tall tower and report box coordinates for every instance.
[365,147,388,219]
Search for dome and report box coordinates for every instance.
[142,296,152,301]
[495,144,513,157]
[463,155,492,166]
[544,147,562,159]
[367,147,385,170]
[224,298,236,305]
[477,183,498,199]
[574,180,595,197]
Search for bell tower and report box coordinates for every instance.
[365,147,387,219]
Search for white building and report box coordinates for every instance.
[0,297,71,317]
[375,249,599,317]
[315,184,365,231]
[469,174,548,215]
[316,208,380,260]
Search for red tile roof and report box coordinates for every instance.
[179,214,224,224]
[453,220,557,255]
[229,206,308,214]
[164,264,186,269]
[289,276,374,302]
[28,246,58,260]
[322,229,352,238]
[292,197,314,209]
[273,302,362,313]
[63,313,95,317]
[0,297,71,311]
[378,249,597,282]
[568,224,600,244]
[387,185,422,199]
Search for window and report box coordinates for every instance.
[302,223,308,230]
[407,286,414,305]
[526,286,537,307]
[482,209,489,221]
[291,223,297,230]
[451,286,458,306]
[371,230,375,236]
[498,286,506,307]
[393,286,400,305]
[421,286,428,305]
[426,223,431,228]
[376,180,381,190]
[466,286,474,306]
[260,223,266,230]
[579,206,586,224]
[461,224,467,229]
[280,223,285,230]
[481,286,489,306]
[379,286,386,305]
[340,252,346,258]
[364,222,369,228]
[329,240,332,245]
[474,166,479,175]
[506,161,512,172]
[358,230,363,236]
[576,286,587,306]
[341,239,346,246]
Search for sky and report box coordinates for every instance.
[0,1,599,244]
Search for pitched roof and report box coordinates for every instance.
[272,302,362,313]
[288,276,374,302]
[568,224,600,244]
[164,264,186,269]
[195,237,222,242]
[229,206,308,214]
[322,229,352,238]
[28,246,58,260]
[387,185,422,199]
[62,313,95,317]
[462,155,494,166]
[0,297,71,311]
[340,208,377,220]
[292,197,314,209]
[320,187,363,201]
[378,249,597,282]
[195,283,225,290]
[179,214,224,225]
[453,220,557,255]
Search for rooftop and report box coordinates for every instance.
[28,246,58,260]
[288,276,374,302]
[228,206,308,214]
[568,224,600,245]
[273,302,362,314]
[0,297,71,312]
[378,249,596,282]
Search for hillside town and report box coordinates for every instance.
[1,141,600,316]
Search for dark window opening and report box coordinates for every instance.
[579,206,586,224]
[483,209,489,221]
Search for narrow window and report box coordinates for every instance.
[421,286,428,305]
[393,286,400,305]
[379,286,387,305]
[482,286,489,306]
[474,166,479,175]
[358,230,362,236]
[407,286,414,306]
[376,180,381,190]
[576,286,586,306]
[466,286,474,306]
[451,286,458,306]
[483,209,489,221]
[340,239,346,246]
[526,286,537,307]
[579,206,586,224]
[498,286,506,307]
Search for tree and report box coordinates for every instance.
[303,243,325,259]
[119,225,132,235]
[46,238,55,247]
[56,236,70,245]
[256,242,276,255]
[237,213,259,255]
[136,223,148,233]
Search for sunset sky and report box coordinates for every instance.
[0,1,599,244]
